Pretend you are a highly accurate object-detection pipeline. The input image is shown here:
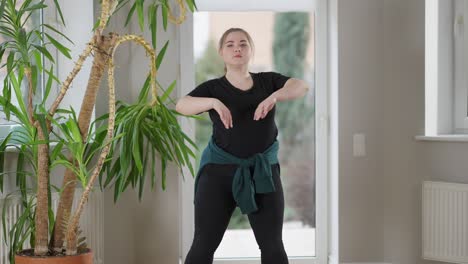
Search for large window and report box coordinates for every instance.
[0,0,44,138]
[454,0,468,133]
[194,11,316,259]
[422,0,468,139]
[0,0,94,140]
[178,1,329,263]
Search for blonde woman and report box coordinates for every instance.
[176,27,309,264]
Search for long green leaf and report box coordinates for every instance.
[137,74,151,103]
[150,146,156,189]
[138,143,149,200]
[44,33,72,59]
[17,147,28,198]
[31,65,37,94]
[161,2,168,31]
[52,0,65,25]
[32,49,42,72]
[43,24,73,43]
[124,1,136,27]
[160,155,167,190]
[185,0,195,12]
[0,133,12,191]
[156,40,169,69]
[32,44,54,62]
[9,71,28,116]
[50,141,63,162]
[132,113,143,173]
[160,79,176,103]
[42,65,54,103]
[113,174,122,202]
[136,0,144,31]
[6,51,14,74]
[0,0,6,19]
[22,2,46,13]
[0,43,6,63]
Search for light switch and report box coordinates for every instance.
[353,133,366,157]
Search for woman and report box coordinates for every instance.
[176,27,309,264]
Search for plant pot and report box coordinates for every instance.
[15,249,93,264]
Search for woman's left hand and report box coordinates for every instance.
[254,96,277,120]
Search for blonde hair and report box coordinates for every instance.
[218,28,255,73]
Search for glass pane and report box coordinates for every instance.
[0,0,43,128]
[193,11,316,259]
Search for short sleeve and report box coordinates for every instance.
[268,71,291,92]
[186,81,212,98]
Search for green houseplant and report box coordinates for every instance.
[0,0,198,262]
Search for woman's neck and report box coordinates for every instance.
[225,67,250,82]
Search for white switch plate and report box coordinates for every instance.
[353,133,366,157]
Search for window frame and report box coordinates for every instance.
[454,0,468,133]
[177,1,330,264]
[423,0,468,139]
[0,0,51,139]
[0,0,95,143]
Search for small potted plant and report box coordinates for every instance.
[0,0,198,263]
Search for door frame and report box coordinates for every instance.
[177,1,330,263]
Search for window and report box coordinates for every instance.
[422,0,468,139]
[454,0,468,133]
[178,0,329,263]
[0,0,94,141]
[0,0,45,139]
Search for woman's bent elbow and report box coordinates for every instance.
[175,103,185,115]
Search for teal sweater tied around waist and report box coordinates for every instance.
[194,137,279,215]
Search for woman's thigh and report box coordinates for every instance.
[193,164,238,240]
[247,164,285,242]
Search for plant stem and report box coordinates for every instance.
[47,39,95,118]
[33,122,50,255]
[65,56,117,256]
[51,32,118,252]
[65,34,156,255]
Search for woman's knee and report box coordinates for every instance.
[190,233,222,253]
[258,238,286,252]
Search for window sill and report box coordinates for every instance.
[414,134,468,142]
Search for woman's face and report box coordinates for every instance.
[219,31,252,68]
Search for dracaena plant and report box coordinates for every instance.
[0,0,198,261]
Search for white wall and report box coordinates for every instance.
[382,0,427,263]
[97,0,468,264]
[340,0,468,264]
[338,0,385,262]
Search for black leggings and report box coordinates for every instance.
[184,163,289,264]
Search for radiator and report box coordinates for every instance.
[422,181,468,264]
[0,189,103,264]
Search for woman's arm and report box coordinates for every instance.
[175,96,216,116]
[253,78,309,120]
[271,78,309,102]
[176,96,233,128]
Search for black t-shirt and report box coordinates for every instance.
[187,71,290,158]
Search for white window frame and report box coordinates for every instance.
[177,1,330,264]
[0,0,94,141]
[454,0,468,133]
[0,1,50,139]
[421,0,468,141]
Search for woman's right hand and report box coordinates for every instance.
[212,99,233,129]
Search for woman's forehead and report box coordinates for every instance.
[224,32,248,43]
